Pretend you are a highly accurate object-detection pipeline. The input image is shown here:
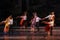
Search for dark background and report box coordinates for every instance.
[0,0,60,26]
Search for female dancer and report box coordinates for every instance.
[43,11,55,36]
[1,15,13,34]
[33,12,41,31]
[30,12,41,32]
[30,16,36,32]
[17,11,27,28]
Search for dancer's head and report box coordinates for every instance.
[50,11,55,15]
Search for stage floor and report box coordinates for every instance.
[0,27,60,40]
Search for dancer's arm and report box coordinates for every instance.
[42,15,50,20]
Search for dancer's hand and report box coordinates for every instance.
[42,18,45,20]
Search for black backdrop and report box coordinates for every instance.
[0,0,60,26]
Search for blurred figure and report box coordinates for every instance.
[30,12,41,32]
[17,11,27,28]
[33,12,41,31]
[42,11,55,36]
[1,15,13,34]
[30,16,36,32]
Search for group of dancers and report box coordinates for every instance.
[0,11,55,38]
[16,11,55,38]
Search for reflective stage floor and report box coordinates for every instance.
[0,27,60,40]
